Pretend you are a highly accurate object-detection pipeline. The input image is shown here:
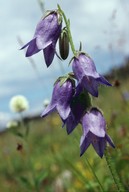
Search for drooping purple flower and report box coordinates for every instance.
[80,107,115,158]
[72,53,111,97]
[41,79,75,120]
[21,11,62,67]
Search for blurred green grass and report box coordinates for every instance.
[0,77,129,191]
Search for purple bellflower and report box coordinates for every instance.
[72,53,111,97]
[80,107,115,158]
[41,79,75,120]
[21,11,62,67]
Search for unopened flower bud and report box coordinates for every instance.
[59,27,69,60]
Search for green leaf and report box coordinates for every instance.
[35,171,48,187]
[19,176,32,188]
[15,132,24,138]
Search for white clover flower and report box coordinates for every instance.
[43,99,50,107]
[9,95,29,113]
[6,120,18,129]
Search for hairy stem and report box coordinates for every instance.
[85,157,105,192]
[58,4,76,55]
[104,148,125,192]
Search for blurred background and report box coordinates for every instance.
[0,1,129,191]
[1,0,129,129]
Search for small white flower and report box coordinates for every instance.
[61,170,72,181]
[6,120,18,129]
[9,95,29,113]
[43,99,50,107]
[53,170,72,191]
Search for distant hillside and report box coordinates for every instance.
[105,57,129,80]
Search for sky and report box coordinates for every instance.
[0,0,129,129]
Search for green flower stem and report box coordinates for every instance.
[85,157,105,192]
[19,114,39,192]
[104,148,125,192]
[19,113,30,140]
[57,4,76,55]
[25,140,40,192]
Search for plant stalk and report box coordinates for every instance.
[58,4,76,56]
[104,148,125,192]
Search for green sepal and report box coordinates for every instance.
[79,42,82,51]
[42,10,62,25]
[71,51,91,62]
[77,51,91,59]
[68,72,75,79]
[68,56,74,66]
[57,11,62,25]
[42,10,54,19]
[54,74,75,87]
[59,76,68,86]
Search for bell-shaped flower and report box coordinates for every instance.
[21,10,62,67]
[41,78,75,120]
[80,107,115,158]
[72,53,111,97]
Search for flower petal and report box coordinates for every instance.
[92,136,106,158]
[81,76,99,97]
[72,53,112,97]
[63,112,78,134]
[105,134,115,148]
[26,38,40,57]
[72,53,99,78]
[35,12,62,49]
[81,108,106,137]
[41,80,74,120]
[56,103,70,121]
[75,83,83,97]
[41,102,56,117]
[80,134,91,156]
[20,41,32,50]
[43,44,55,67]
[98,75,112,86]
